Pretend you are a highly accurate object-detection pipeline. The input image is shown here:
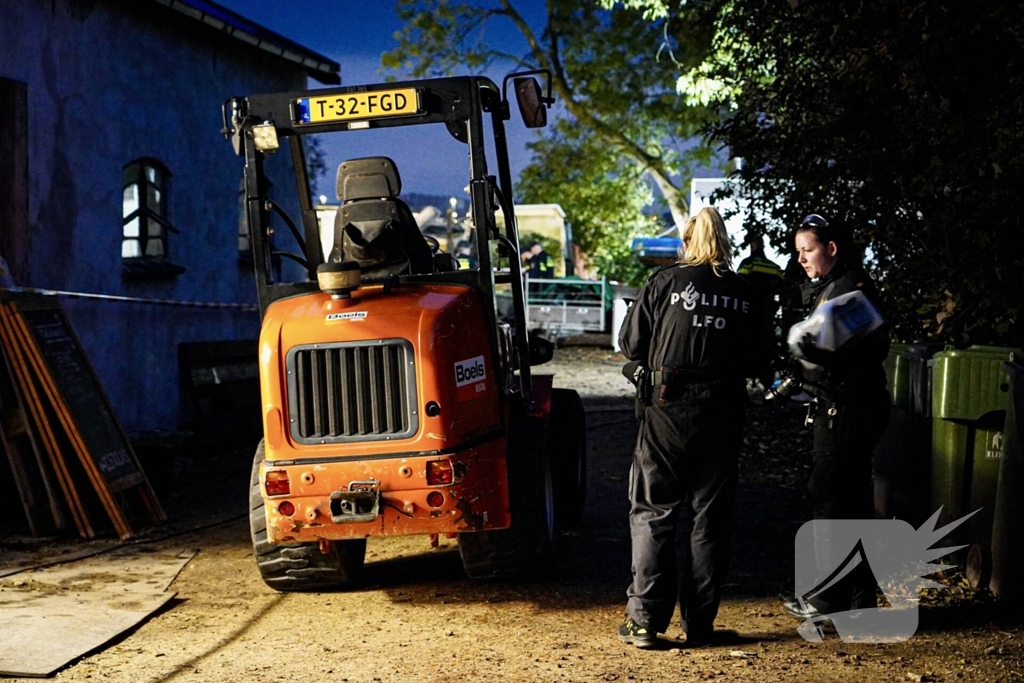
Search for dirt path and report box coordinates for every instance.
[2,347,1021,682]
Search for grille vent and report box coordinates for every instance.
[287,340,417,443]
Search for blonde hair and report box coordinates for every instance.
[681,207,732,275]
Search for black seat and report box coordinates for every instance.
[327,157,433,278]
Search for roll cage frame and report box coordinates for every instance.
[223,74,548,405]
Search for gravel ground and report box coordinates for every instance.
[0,345,1021,682]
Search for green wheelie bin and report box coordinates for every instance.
[874,344,933,527]
[929,345,1021,587]
[990,361,1024,604]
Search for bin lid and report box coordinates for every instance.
[902,343,935,358]
[929,346,1021,420]
[886,346,931,411]
[933,345,1021,359]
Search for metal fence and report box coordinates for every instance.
[524,277,606,334]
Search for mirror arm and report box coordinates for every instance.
[500,68,554,111]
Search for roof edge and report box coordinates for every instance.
[152,0,341,84]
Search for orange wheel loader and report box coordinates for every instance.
[222,73,586,590]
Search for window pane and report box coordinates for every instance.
[123,216,140,237]
[123,164,140,185]
[122,184,139,218]
[147,218,163,238]
[122,239,141,258]
[147,185,162,213]
[145,165,157,184]
[145,238,165,256]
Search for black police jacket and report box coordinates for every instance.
[619,263,769,386]
[799,263,889,398]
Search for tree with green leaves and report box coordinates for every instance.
[384,0,719,235]
[614,0,1024,346]
[517,118,656,285]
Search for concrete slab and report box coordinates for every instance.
[0,545,194,677]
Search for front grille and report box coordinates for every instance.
[286,340,417,444]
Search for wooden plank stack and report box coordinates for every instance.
[0,293,164,540]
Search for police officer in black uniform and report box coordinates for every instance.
[617,207,769,649]
[737,232,785,389]
[782,214,891,621]
[522,241,553,296]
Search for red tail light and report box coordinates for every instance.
[426,460,453,485]
[277,501,295,516]
[265,470,290,496]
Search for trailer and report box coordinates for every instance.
[524,276,607,336]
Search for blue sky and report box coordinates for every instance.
[210,1,753,256]
[215,0,549,202]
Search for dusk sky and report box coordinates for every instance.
[215,0,550,202]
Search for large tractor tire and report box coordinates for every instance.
[458,411,559,579]
[548,388,587,528]
[249,440,366,591]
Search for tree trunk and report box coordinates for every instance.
[648,170,689,234]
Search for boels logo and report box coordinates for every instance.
[325,311,367,322]
[455,356,486,387]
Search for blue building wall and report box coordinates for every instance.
[0,0,310,434]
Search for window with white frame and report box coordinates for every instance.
[122,158,175,259]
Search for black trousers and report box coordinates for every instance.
[626,382,744,637]
[807,392,891,613]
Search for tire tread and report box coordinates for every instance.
[248,440,366,591]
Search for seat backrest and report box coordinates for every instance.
[328,157,433,278]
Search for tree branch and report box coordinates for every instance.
[501,1,688,220]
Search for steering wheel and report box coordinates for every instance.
[423,235,441,254]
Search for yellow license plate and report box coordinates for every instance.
[295,88,422,125]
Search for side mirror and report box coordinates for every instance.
[514,77,547,129]
[527,334,554,367]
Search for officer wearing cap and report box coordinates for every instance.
[616,207,769,649]
[527,241,554,278]
[523,241,554,295]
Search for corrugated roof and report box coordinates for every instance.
[151,0,340,84]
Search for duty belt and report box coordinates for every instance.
[650,366,722,402]
[648,366,717,386]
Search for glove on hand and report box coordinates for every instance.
[796,332,834,366]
